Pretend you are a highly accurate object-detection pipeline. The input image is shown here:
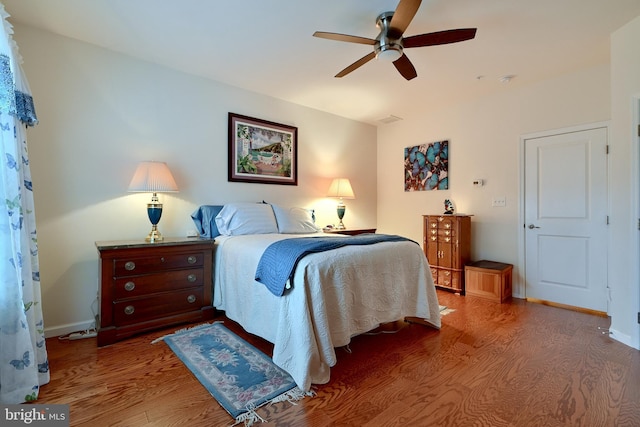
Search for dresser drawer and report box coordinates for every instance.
[428,228,457,237]
[113,252,204,276]
[113,287,205,325]
[114,268,203,299]
[437,269,453,287]
[436,269,463,291]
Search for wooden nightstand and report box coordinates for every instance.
[323,228,376,236]
[96,237,215,346]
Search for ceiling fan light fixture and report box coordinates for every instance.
[376,45,403,62]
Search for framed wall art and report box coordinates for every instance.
[228,113,298,185]
[404,140,449,191]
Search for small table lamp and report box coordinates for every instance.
[128,161,179,242]
[327,178,355,230]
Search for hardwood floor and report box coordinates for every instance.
[38,291,640,426]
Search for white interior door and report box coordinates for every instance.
[524,126,608,312]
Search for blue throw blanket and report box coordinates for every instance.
[255,234,415,296]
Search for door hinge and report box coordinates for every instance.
[638,312,640,324]
[606,215,609,225]
[606,144,610,154]
[638,124,640,137]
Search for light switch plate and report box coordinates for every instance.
[492,196,506,207]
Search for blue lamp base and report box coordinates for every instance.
[336,203,346,230]
[146,201,163,242]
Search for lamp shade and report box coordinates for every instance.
[128,161,179,193]
[327,178,355,199]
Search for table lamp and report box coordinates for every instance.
[327,178,355,230]
[128,161,179,242]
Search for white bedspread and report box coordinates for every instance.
[213,233,441,391]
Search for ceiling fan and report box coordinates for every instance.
[313,0,477,80]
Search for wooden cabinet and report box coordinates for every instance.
[423,215,471,294]
[96,237,215,346]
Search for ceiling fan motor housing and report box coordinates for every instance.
[375,11,403,61]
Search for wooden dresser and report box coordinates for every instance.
[423,215,471,294]
[96,237,215,346]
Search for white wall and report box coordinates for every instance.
[610,15,640,349]
[377,63,611,298]
[14,24,378,336]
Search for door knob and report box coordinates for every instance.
[528,224,541,229]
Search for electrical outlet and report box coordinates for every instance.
[492,196,506,207]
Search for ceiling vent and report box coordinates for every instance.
[377,115,403,124]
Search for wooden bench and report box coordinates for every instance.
[465,260,513,303]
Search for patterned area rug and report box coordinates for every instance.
[153,322,312,425]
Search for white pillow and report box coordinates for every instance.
[272,205,320,234]
[215,202,278,236]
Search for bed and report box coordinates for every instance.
[192,203,441,391]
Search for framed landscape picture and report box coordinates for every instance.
[228,113,298,185]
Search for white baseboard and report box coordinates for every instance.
[45,319,96,339]
[609,328,640,350]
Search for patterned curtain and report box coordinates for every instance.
[0,3,49,403]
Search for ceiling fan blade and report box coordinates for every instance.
[403,28,477,48]
[393,54,417,80]
[389,0,422,38]
[335,52,376,78]
[313,31,376,45]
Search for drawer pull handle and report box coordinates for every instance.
[187,274,197,283]
[187,295,196,303]
[445,230,451,235]
[444,271,451,276]
[445,237,451,242]
[187,256,197,264]
[124,261,136,271]
[124,281,135,291]
[160,257,165,263]
[430,236,436,241]
[124,305,135,315]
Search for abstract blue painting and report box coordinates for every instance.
[404,140,449,191]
